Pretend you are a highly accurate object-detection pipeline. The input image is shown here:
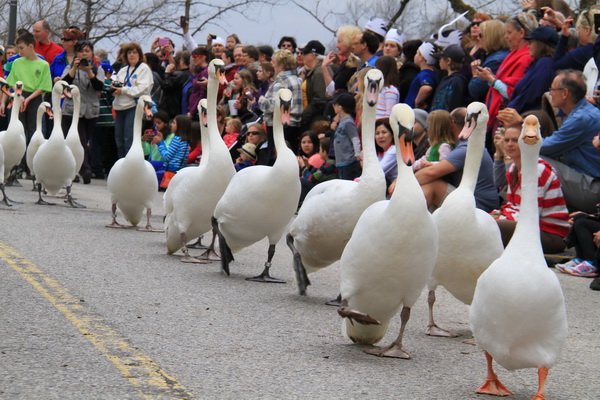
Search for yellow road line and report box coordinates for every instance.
[0,240,195,400]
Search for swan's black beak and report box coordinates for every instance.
[366,76,382,107]
[280,98,292,126]
[459,110,481,141]
[14,82,23,96]
[200,104,208,127]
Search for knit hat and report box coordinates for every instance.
[365,17,389,38]
[238,143,257,160]
[385,28,406,47]
[418,42,436,65]
[213,36,226,46]
[413,109,429,131]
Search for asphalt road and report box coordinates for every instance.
[0,179,598,400]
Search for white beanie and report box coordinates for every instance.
[418,42,436,65]
[213,36,226,46]
[385,28,406,47]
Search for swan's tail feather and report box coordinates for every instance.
[212,216,233,275]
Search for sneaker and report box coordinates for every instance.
[555,258,582,273]
[567,261,598,278]
[590,277,600,291]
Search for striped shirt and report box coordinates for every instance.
[157,136,189,172]
[496,159,569,237]
[375,85,399,119]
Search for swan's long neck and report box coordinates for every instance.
[49,90,63,141]
[9,95,22,126]
[206,73,229,162]
[199,123,210,166]
[127,102,144,159]
[391,139,423,207]
[36,105,45,131]
[273,102,295,168]
[71,92,80,125]
[360,103,383,182]
[459,122,486,193]
[506,143,542,253]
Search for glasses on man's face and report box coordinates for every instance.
[549,87,564,92]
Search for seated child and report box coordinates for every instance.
[142,110,172,180]
[298,137,337,207]
[412,110,455,171]
[152,114,191,188]
[234,143,257,171]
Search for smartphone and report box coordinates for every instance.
[158,38,170,46]
[180,16,187,29]
[594,13,600,33]
[153,122,159,136]
[210,34,217,40]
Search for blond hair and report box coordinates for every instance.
[480,20,509,53]
[427,110,455,147]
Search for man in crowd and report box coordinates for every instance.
[32,20,63,65]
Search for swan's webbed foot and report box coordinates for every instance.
[246,264,286,283]
[337,306,381,326]
[364,343,411,359]
[188,236,208,249]
[65,186,85,208]
[425,324,461,337]
[462,337,476,345]
[286,233,310,295]
[1,185,15,206]
[106,221,130,228]
[476,377,514,396]
[5,168,21,187]
[137,226,164,232]
[325,293,342,306]
[180,255,211,264]
[200,248,221,261]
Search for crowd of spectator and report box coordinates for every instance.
[1,0,599,289]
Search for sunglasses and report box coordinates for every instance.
[61,38,75,42]
[470,21,482,28]
[247,131,260,135]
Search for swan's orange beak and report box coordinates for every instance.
[144,102,154,120]
[280,99,291,126]
[399,133,415,167]
[216,65,227,86]
[14,82,24,96]
[0,82,11,97]
[61,84,72,99]
[459,111,480,141]
[45,105,54,120]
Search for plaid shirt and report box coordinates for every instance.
[259,70,303,126]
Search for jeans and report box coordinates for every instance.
[114,107,136,159]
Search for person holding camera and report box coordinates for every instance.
[111,42,153,158]
[61,40,105,184]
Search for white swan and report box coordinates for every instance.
[337,104,438,358]
[0,80,26,183]
[469,115,568,399]
[286,69,386,295]
[106,95,160,230]
[0,78,23,206]
[163,59,232,262]
[65,85,84,180]
[425,102,504,337]
[26,101,52,189]
[213,88,301,282]
[33,81,76,205]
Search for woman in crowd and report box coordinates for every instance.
[491,123,569,254]
[475,12,537,148]
[61,40,105,184]
[553,8,599,71]
[322,25,362,96]
[469,20,510,103]
[112,42,153,158]
[187,46,210,121]
[466,13,492,62]
[374,118,397,187]
[50,27,85,80]
[383,28,404,68]
[297,130,322,170]
[245,123,272,166]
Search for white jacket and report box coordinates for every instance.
[112,62,153,110]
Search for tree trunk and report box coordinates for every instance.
[447,0,477,20]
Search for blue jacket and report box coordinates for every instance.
[468,50,509,101]
[50,51,69,80]
[553,36,592,71]
[541,98,600,178]
[507,57,555,113]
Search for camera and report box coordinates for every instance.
[158,38,170,46]
[79,58,89,67]
[108,81,123,94]
[210,34,217,40]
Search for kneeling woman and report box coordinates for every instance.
[491,124,569,253]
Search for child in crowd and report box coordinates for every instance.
[187,121,202,165]
[405,41,438,111]
[152,114,191,186]
[412,110,455,171]
[332,92,361,180]
[375,55,400,119]
[0,32,52,175]
[234,143,257,171]
[297,130,323,169]
[143,110,172,173]
[430,44,469,112]
[299,137,337,206]
[223,117,242,149]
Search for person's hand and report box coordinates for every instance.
[53,76,61,83]
[206,34,214,44]
[493,130,505,159]
[197,78,208,87]
[163,44,174,54]
[521,0,536,11]
[151,131,163,145]
[477,66,495,82]
[73,57,81,70]
[388,178,397,196]
[151,38,160,52]
[322,51,335,68]
[0,102,5,117]
[471,59,481,77]
[165,63,175,73]
[233,100,241,110]
[593,231,600,247]
[561,16,573,36]
[21,96,29,112]
[142,129,154,142]
[593,134,600,149]
[568,210,587,225]
[112,87,123,95]
[497,107,523,127]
